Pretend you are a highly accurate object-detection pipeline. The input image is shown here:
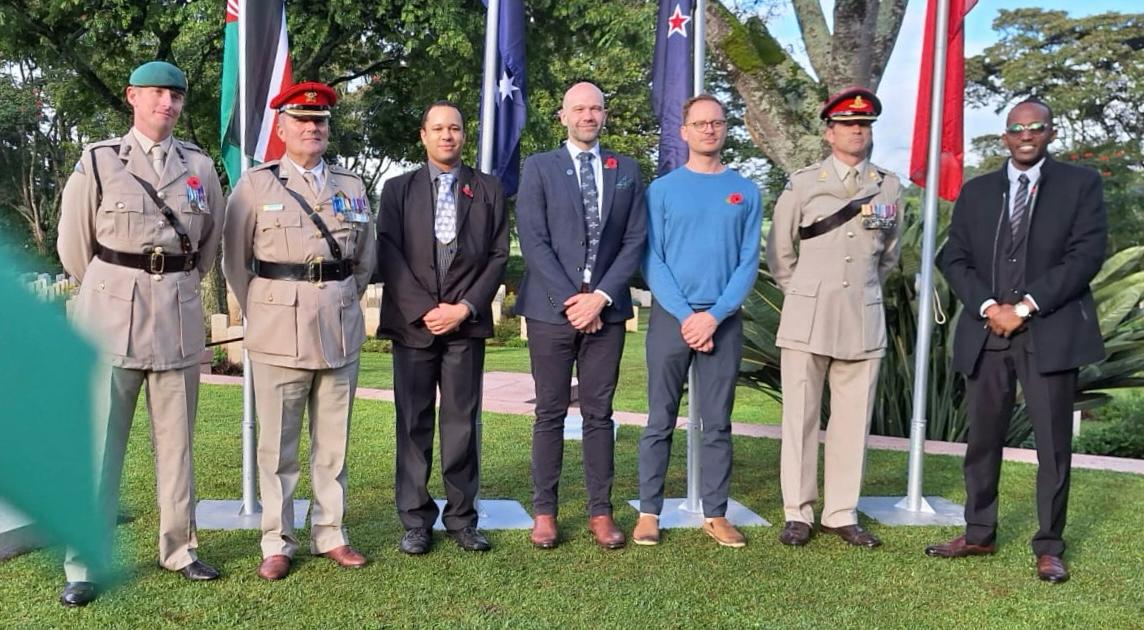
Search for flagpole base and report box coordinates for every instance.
[0,500,40,561]
[856,496,965,526]
[196,499,308,531]
[431,498,533,530]
[625,498,770,529]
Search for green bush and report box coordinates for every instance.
[1075,394,1144,458]
[361,337,392,354]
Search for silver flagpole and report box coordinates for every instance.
[858,0,964,525]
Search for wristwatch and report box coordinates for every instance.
[1014,302,1032,319]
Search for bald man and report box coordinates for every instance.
[515,81,647,549]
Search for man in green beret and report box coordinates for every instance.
[56,60,225,606]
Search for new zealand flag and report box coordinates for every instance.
[651,0,695,175]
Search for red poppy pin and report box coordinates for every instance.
[186,175,201,188]
[604,156,618,170]
[727,192,744,205]
[462,184,474,198]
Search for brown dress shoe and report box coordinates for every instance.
[778,521,812,546]
[703,517,746,548]
[588,514,626,549]
[258,555,291,581]
[322,545,367,568]
[924,535,997,558]
[820,524,881,548]
[531,514,558,549]
[1036,555,1069,583]
[632,514,660,546]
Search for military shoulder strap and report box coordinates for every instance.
[268,164,343,261]
[798,193,877,240]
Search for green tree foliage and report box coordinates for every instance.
[966,9,1144,249]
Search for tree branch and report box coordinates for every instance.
[791,0,833,82]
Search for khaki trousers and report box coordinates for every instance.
[779,349,880,528]
[252,360,357,558]
[65,364,201,582]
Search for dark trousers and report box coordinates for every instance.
[639,303,741,517]
[393,337,484,531]
[526,318,625,517]
[964,332,1076,557]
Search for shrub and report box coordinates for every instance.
[1075,394,1144,458]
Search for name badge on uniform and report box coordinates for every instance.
[861,203,897,230]
[262,203,284,212]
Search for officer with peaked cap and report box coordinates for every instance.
[56,60,225,606]
[766,86,901,549]
[222,81,376,581]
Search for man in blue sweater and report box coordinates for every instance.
[634,94,762,547]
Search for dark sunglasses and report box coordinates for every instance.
[1005,121,1050,135]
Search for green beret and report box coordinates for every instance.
[129,61,188,92]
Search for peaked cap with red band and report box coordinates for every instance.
[820,86,881,123]
[270,82,337,118]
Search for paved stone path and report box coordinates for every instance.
[201,371,1144,475]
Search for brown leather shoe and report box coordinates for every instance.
[703,517,746,548]
[322,545,367,568]
[778,521,812,546]
[531,514,558,549]
[257,555,291,581]
[588,514,626,549]
[820,524,881,548]
[924,535,997,558]
[632,514,660,546]
[1036,554,1069,583]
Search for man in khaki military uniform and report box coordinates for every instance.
[766,87,901,549]
[56,61,224,607]
[222,82,375,581]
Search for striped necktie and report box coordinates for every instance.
[1011,174,1029,239]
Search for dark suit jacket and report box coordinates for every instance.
[938,156,1107,376]
[514,146,647,324]
[376,164,509,348]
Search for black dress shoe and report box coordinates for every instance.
[778,521,813,546]
[400,527,432,555]
[448,526,492,551]
[178,560,221,581]
[60,582,96,607]
[820,524,882,548]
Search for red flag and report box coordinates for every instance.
[910,0,977,201]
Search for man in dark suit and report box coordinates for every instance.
[930,98,1107,584]
[377,100,509,555]
[515,81,647,549]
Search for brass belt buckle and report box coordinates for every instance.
[307,257,324,286]
[149,247,166,274]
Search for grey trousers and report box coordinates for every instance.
[638,303,742,517]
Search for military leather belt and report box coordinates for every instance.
[98,247,198,274]
[253,258,354,283]
[798,194,877,240]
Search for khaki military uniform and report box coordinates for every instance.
[57,131,225,581]
[766,158,901,528]
[222,158,375,558]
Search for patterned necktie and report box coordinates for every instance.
[844,167,858,196]
[303,171,320,196]
[1011,173,1030,239]
[578,152,601,278]
[435,172,457,242]
[150,144,166,178]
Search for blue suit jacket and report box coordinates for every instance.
[514,145,647,324]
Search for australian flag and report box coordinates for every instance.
[651,0,695,175]
[482,0,527,197]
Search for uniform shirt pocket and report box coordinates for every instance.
[256,211,304,261]
[80,273,136,357]
[176,273,205,358]
[99,192,145,242]
[863,285,887,351]
[777,279,819,344]
[245,281,298,357]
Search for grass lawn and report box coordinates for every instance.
[2,385,1142,627]
[358,308,783,425]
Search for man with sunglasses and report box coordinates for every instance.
[930,99,1107,584]
[766,86,900,550]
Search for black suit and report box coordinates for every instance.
[938,156,1107,557]
[515,145,647,516]
[377,164,508,530]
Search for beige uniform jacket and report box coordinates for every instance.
[223,159,376,370]
[766,159,901,360]
[57,132,225,370]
